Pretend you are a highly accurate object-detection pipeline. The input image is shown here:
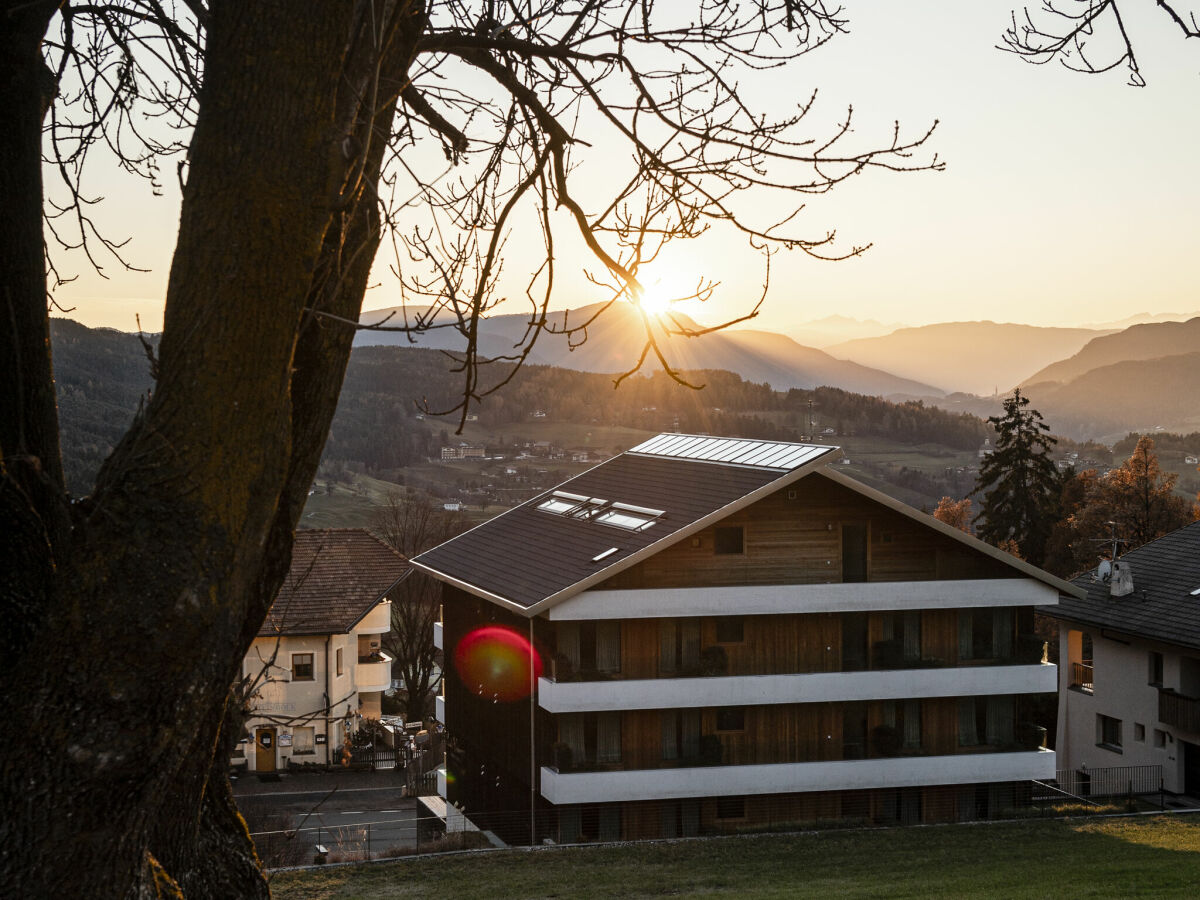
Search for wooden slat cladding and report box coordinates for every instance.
[601,471,1014,590]
[551,607,1028,678]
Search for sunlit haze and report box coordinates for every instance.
[51,3,1200,338]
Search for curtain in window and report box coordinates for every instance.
[661,711,679,760]
[599,805,621,841]
[681,619,701,671]
[596,621,621,674]
[559,806,582,843]
[659,620,677,674]
[596,712,622,763]
[880,613,895,641]
[558,622,581,673]
[293,727,315,754]
[560,713,585,762]
[992,608,1013,659]
[986,696,1014,746]
[958,611,973,661]
[957,698,979,746]
[903,700,921,750]
[903,613,921,661]
[681,709,700,759]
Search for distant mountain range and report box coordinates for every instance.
[784,315,905,348]
[824,322,1111,396]
[1023,317,1200,387]
[356,302,943,398]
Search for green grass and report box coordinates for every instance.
[271,815,1200,899]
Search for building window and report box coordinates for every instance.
[292,653,314,681]
[336,647,343,677]
[715,616,744,643]
[1134,723,1146,742]
[293,727,315,755]
[1154,729,1168,749]
[714,526,744,555]
[841,523,868,582]
[716,707,745,732]
[658,619,700,675]
[1097,714,1122,752]
[1149,651,1164,686]
[715,797,745,820]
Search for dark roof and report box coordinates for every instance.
[1047,520,1200,651]
[412,435,839,614]
[259,529,409,636]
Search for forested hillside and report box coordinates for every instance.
[53,320,988,504]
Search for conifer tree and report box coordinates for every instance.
[973,389,1059,565]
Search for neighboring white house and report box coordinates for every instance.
[236,528,408,773]
[1048,521,1200,796]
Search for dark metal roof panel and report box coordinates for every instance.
[1047,520,1200,651]
[413,451,798,610]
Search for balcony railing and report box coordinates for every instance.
[1159,688,1200,733]
[546,637,1050,683]
[1070,662,1094,693]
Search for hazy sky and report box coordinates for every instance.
[51,2,1200,336]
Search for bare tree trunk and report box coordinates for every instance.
[1,2,424,895]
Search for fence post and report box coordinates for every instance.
[367,822,372,859]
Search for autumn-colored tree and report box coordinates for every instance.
[932,496,972,533]
[1042,437,1199,577]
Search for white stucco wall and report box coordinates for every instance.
[1057,626,1189,793]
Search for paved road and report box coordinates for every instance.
[234,770,422,862]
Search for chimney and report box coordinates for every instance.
[1110,561,1134,598]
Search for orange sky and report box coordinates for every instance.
[51,3,1200,337]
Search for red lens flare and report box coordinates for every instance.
[453,625,543,702]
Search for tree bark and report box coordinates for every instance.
[1,2,425,895]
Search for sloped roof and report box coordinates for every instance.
[258,529,409,636]
[411,435,839,614]
[1046,520,1200,650]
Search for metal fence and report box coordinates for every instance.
[1050,765,1163,805]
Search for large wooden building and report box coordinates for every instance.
[413,435,1081,843]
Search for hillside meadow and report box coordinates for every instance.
[272,814,1200,899]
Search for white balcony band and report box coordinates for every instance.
[433,621,444,651]
[547,578,1058,621]
[355,599,392,634]
[537,664,1056,713]
[435,694,446,723]
[539,750,1055,805]
[355,650,393,692]
[437,766,448,799]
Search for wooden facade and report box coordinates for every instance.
[435,466,1059,844]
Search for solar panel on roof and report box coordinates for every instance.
[628,433,833,471]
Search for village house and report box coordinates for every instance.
[235,529,407,773]
[413,434,1080,843]
[1047,521,1200,797]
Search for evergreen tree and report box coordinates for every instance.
[973,389,1059,565]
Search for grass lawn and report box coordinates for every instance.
[271,815,1200,899]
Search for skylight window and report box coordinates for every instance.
[595,502,665,532]
[537,491,593,515]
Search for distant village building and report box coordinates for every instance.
[441,444,486,461]
[978,438,992,459]
[442,502,463,512]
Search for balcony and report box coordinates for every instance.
[1159,688,1200,733]
[355,599,391,635]
[537,664,1056,714]
[1069,662,1094,694]
[355,650,393,692]
[539,749,1055,804]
